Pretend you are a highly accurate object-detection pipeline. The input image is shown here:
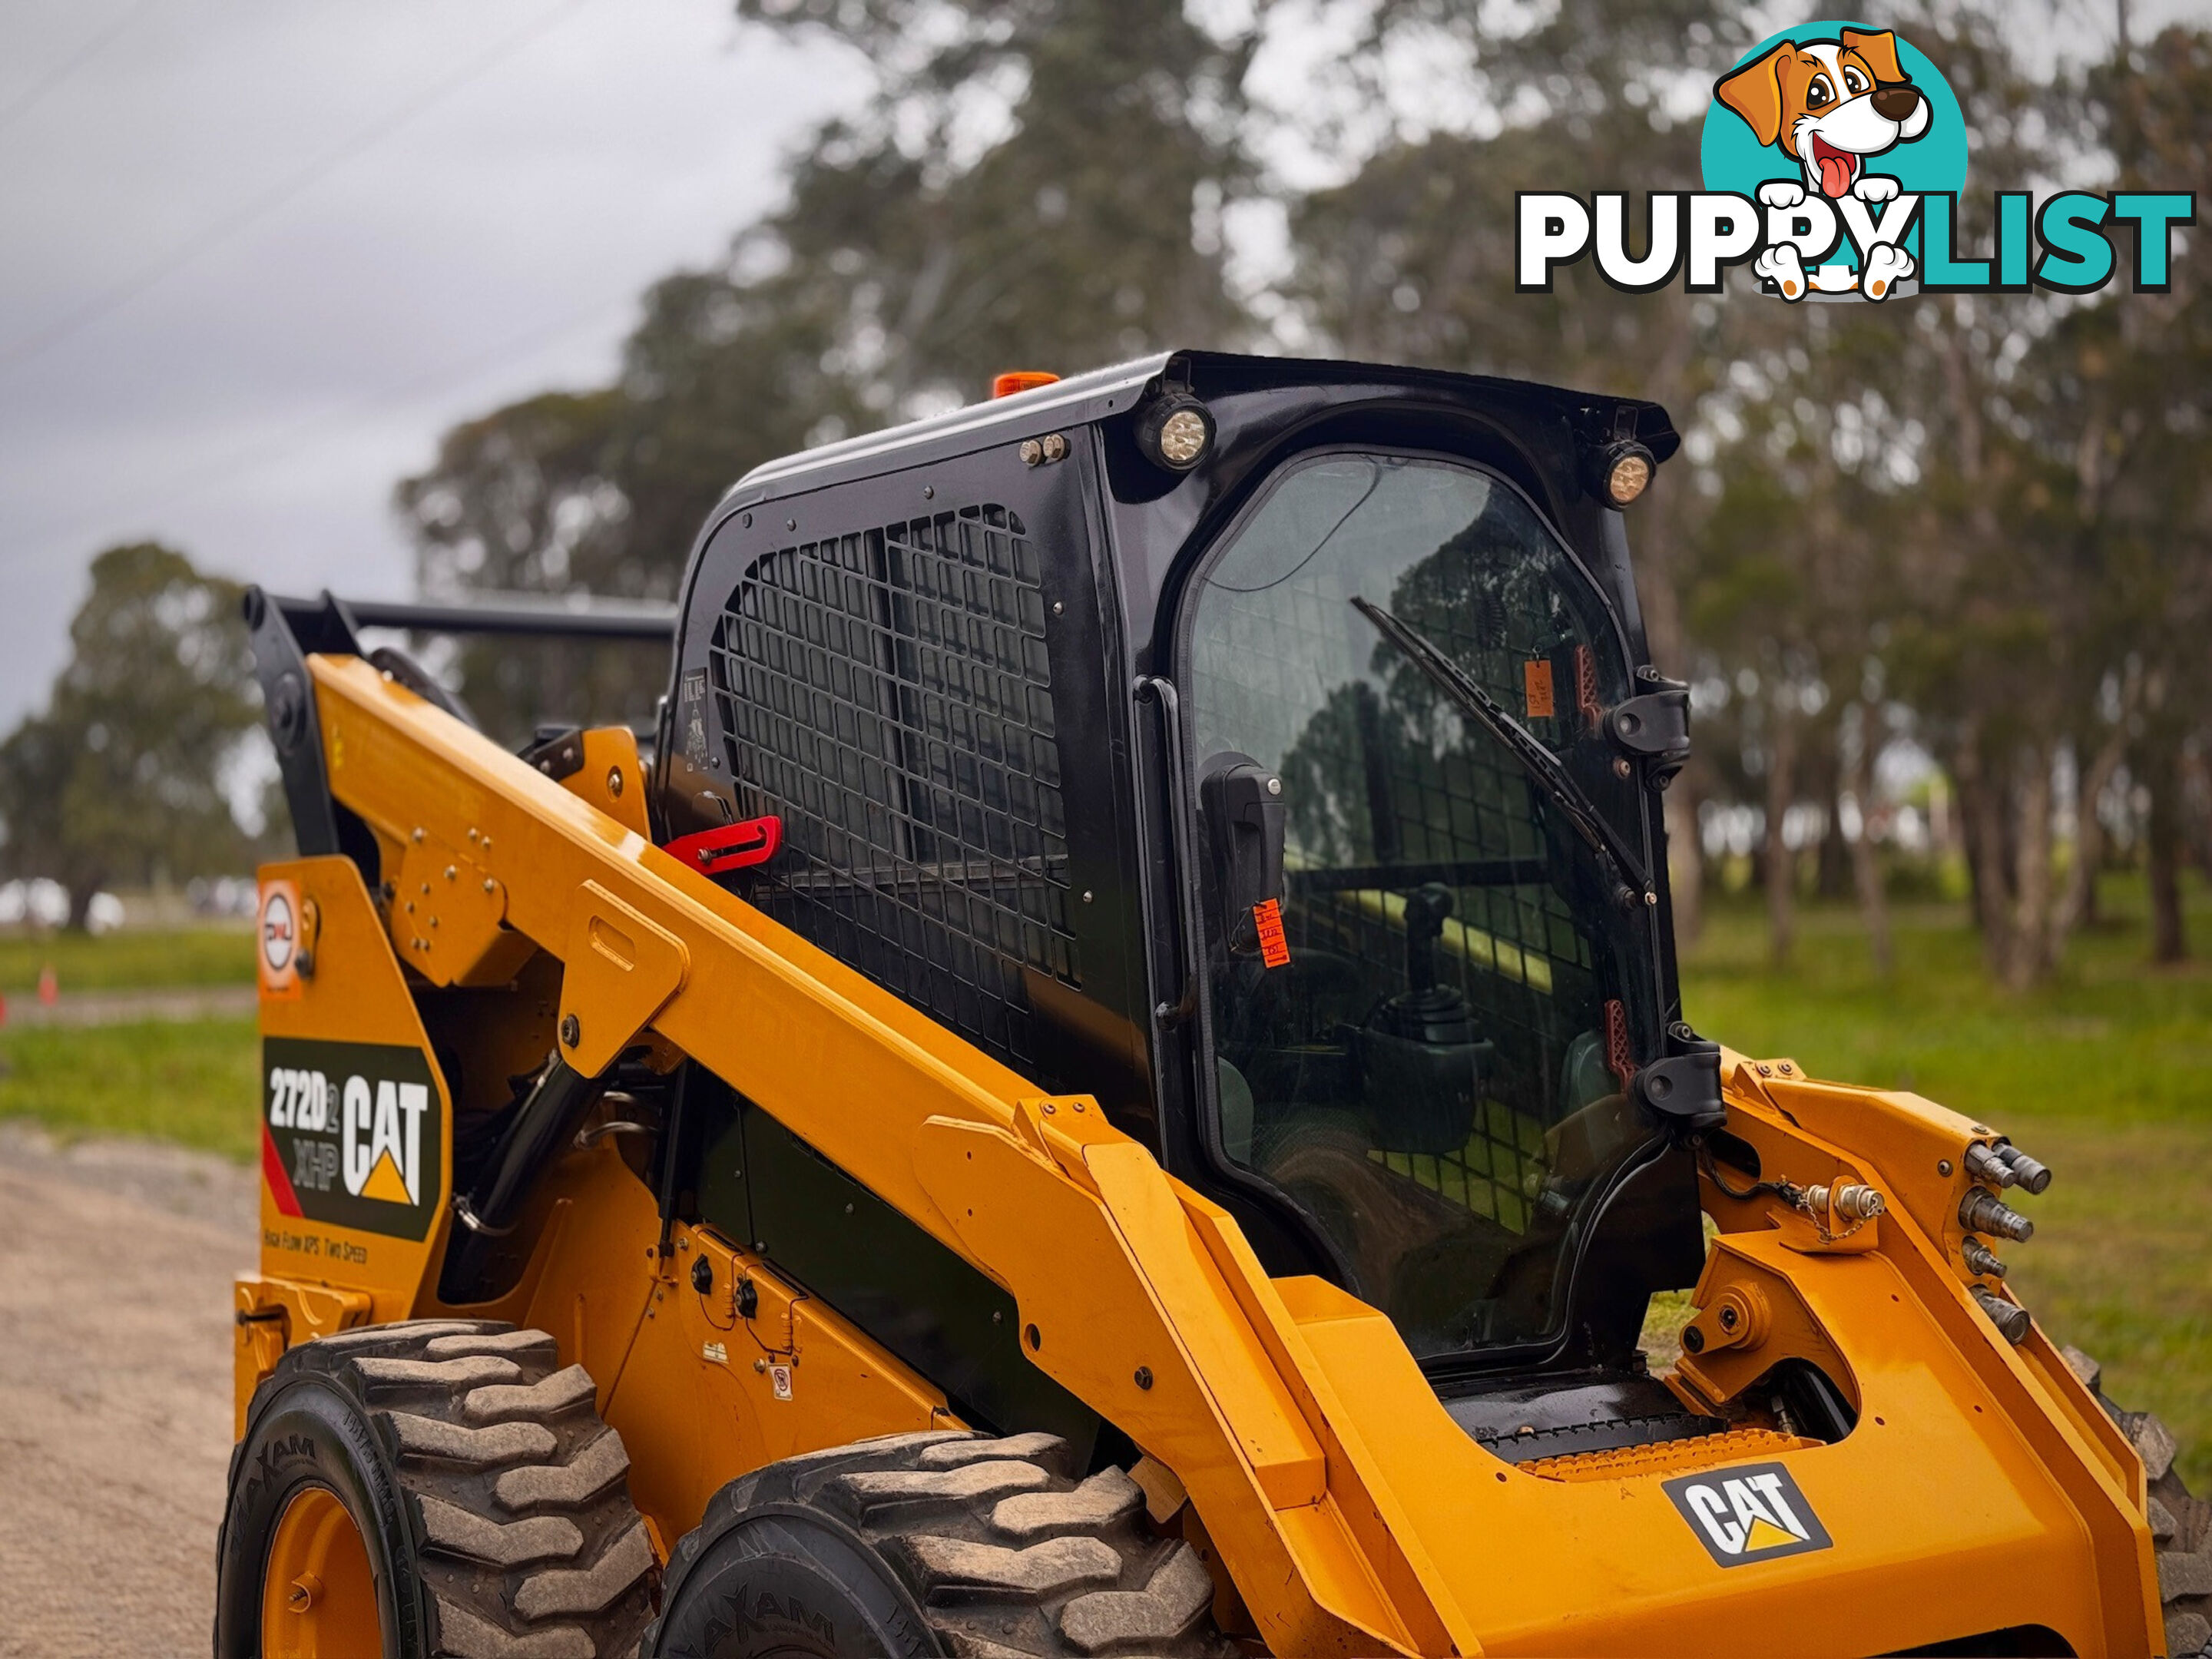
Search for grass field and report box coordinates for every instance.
[0,924,253,995]
[2,887,2206,1483]
[0,1015,260,1159]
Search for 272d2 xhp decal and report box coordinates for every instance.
[260,1036,443,1241]
[1664,1462,1833,1567]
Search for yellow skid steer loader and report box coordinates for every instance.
[218,353,2206,1657]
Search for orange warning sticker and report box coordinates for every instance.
[1252,898,1291,969]
[1525,658,1556,719]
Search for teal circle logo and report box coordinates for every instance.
[1701,21,1966,296]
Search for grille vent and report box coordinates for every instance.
[710,503,1077,1076]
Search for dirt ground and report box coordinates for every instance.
[0,1124,255,1657]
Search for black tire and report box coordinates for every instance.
[2065,1347,2212,1658]
[646,1429,1232,1658]
[216,1318,657,1659]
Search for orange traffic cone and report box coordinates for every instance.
[37,964,57,1008]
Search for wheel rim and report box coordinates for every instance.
[260,1485,381,1659]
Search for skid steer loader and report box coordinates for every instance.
[219,351,2207,1658]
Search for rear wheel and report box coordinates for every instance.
[216,1319,657,1658]
[646,1430,1232,1657]
[2066,1347,2212,1658]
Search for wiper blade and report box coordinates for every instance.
[1351,595,1655,911]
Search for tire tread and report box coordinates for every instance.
[261,1320,654,1658]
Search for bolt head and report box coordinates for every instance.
[1938,1159,1953,1177]
[1682,1326,1706,1353]
[607,766,624,796]
[1134,1365,1154,1390]
[1020,439,1043,466]
[559,1013,581,1048]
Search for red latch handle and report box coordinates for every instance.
[664,815,782,874]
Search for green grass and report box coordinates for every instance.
[1681,871,2212,1488]
[0,1016,260,1161]
[0,925,254,995]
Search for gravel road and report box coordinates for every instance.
[0,1123,255,1657]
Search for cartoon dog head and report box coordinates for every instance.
[1716,28,1931,199]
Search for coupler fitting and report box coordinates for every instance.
[1959,1187,2035,1243]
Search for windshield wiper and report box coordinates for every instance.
[1351,595,1655,912]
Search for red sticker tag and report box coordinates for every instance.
[1525,659,1556,718]
[1252,898,1291,969]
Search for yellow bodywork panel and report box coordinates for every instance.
[237,657,2166,1658]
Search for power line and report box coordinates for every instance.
[0,0,594,376]
[0,0,151,140]
[3,286,641,567]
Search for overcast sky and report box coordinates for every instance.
[0,0,866,733]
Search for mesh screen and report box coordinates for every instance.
[709,504,1078,1075]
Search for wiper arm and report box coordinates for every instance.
[1351,595,1655,912]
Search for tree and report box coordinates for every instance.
[399,0,1263,740]
[0,543,261,927]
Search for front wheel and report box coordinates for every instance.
[215,1319,657,1658]
[647,1429,1232,1657]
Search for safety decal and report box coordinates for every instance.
[261,1037,444,1241]
[1664,1462,1833,1566]
[258,879,302,1000]
[1251,897,1292,969]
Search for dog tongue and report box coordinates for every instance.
[1816,147,1855,198]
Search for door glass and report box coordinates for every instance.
[1184,452,1659,1359]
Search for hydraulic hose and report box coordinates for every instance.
[438,1055,604,1304]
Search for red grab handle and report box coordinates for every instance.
[664,815,782,874]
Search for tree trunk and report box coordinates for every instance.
[1843,708,1892,978]
[1664,777,1704,949]
[2003,747,2055,990]
[2055,724,2128,954]
[2147,766,2189,963]
[1766,705,1799,965]
[1817,795,1853,900]
[1955,746,2016,980]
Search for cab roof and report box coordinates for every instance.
[723,349,1680,508]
